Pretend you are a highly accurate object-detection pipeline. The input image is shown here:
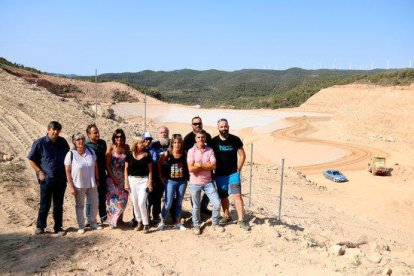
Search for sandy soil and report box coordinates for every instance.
[0,68,413,275]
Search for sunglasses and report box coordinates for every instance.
[192,122,202,126]
[115,135,124,139]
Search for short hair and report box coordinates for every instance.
[195,129,207,136]
[131,134,145,153]
[158,126,169,135]
[86,123,98,134]
[111,128,126,144]
[71,132,85,147]
[168,134,183,155]
[47,121,62,131]
[217,118,228,124]
[191,116,202,123]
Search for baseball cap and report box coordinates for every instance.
[144,132,153,140]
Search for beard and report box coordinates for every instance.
[160,138,170,147]
[219,129,229,137]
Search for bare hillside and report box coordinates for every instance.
[0,69,413,275]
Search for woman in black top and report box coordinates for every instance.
[124,135,153,233]
[157,134,189,230]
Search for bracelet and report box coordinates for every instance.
[37,169,42,173]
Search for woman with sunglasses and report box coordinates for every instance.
[157,134,189,230]
[105,129,130,228]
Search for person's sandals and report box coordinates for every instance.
[143,225,150,234]
[134,223,144,231]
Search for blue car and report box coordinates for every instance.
[323,169,348,182]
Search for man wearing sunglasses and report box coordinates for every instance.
[183,116,212,216]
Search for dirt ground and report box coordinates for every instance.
[0,68,413,275]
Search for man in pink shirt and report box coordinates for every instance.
[187,130,224,235]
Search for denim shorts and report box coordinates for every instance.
[215,172,241,199]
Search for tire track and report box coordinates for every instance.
[272,117,388,174]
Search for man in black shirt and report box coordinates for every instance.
[211,118,250,231]
[183,116,212,152]
[183,116,212,215]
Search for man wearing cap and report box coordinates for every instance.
[184,116,212,216]
[211,118,250,231]
[28,121,70,235]
[144,131,164,225]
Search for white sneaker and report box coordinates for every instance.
[156,222,165,231]
[77,228,85,234]
[174,223,186,231]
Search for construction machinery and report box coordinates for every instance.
[368,156,390,176]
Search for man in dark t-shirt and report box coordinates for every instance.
[211,118,250,231]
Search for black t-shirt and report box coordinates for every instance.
[125,151,152,176]
[183,131,212,152]
[161,153,189,181]
[211,134,243,176]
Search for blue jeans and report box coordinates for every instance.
[86,178,107,223]
[161,179,187,220]
[189,182,221,227]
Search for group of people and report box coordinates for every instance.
[28,116,250,236]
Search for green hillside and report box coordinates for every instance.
[82,67,414,109]
[2,56,414,109]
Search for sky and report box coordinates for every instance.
[1,0,413,75]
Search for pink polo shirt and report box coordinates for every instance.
[187,145,216,185]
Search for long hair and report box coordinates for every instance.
[168,134,184,155]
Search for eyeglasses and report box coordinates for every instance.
[192,122,202,126]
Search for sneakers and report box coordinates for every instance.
[238,221,251,231]
[193,226,201,235]
[156,222,165,231]
[77,228,85,234]
[54,228,67,236]
[212,224,225,232]
[143,225,150,234]
[219,216,232,225]
[34,228,44,235]
[173,223,187,231]
[90,223,102,230]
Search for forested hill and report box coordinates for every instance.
[86,68,413,109]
